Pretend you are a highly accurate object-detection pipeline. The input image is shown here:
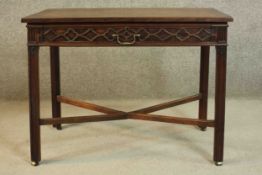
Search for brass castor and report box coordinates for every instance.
[215,161,223,166]
[31,161,39,166]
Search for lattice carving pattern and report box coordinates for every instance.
[41,27,216,43]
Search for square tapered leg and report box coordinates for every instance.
[28,46,41,166]
[50,46,62,130]
[214,45,227,166]
[198,46,210,131]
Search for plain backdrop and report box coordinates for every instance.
[1,1,262,174]
[0,0,261,100]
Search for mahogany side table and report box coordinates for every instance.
[21,8,233,166]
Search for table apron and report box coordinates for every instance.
[27,23,228,46]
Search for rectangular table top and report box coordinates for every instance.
[21,8,233,23]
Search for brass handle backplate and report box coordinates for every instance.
[112,34,141,45]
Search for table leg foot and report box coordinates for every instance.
[53,125,62,130]
[199,126,207,131]
[214,161,223,166]
[31,161,39,166]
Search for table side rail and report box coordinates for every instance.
[27,23,228,46]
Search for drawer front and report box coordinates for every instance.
[28,24,225,46]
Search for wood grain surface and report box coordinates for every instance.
[22,8,233,23]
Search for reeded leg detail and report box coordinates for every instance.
[198,46,210,131]
[213,45,227,164]
[50,47,62,130]
[28,46,41,166]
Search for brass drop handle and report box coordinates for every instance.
[112,34,141,45]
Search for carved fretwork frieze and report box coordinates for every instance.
[40,26,217,44]
[26,24,230,46]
